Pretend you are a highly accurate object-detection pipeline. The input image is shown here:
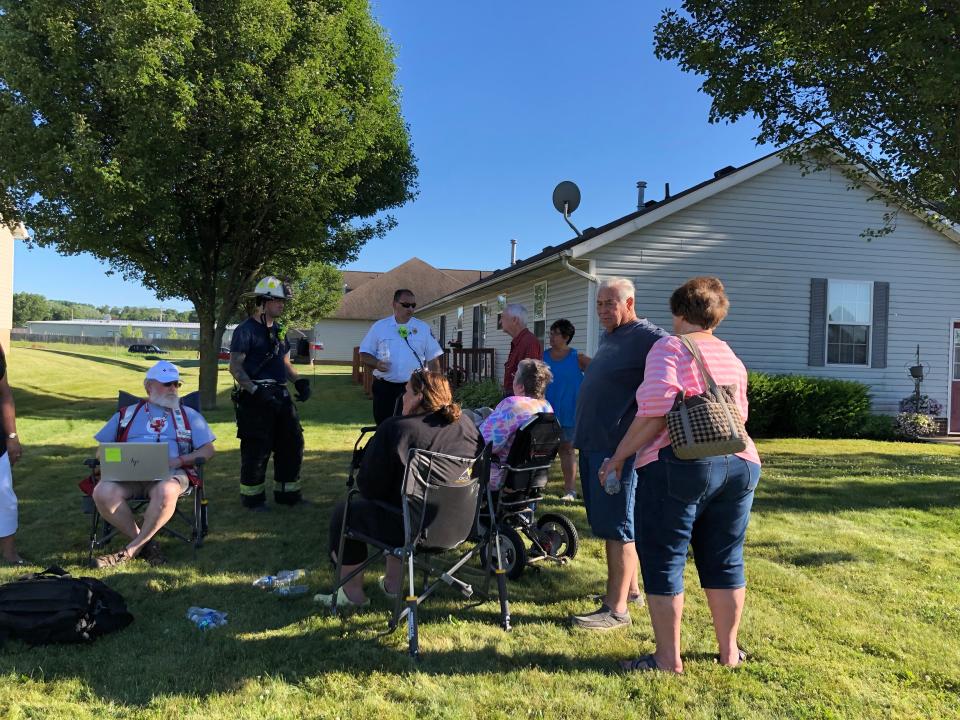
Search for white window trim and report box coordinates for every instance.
[825,278,873,367]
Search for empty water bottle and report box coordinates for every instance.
[377,339,391,369]
[273,584,309,598]
[186,606,228,630]
[252,574,278,589]
[602,459,622,495]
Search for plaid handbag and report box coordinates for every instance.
[666,335,747,460]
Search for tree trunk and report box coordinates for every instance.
[197,308,226,410]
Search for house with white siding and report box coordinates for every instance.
[420,149,960,434]
[312,258,490,362]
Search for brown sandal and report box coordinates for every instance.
[92,549,132,569]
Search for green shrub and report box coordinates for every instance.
[746,372,871,438]
[454,379,503,409]
[857,413,896,440]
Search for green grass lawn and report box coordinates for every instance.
[1,341,958,719]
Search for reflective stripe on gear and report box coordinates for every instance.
[240,483,266,496]
[273,479,302,493]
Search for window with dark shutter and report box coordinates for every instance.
[871,282,890,368]
[826,280,872,365]
[808,278,827,367]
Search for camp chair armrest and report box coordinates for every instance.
[84,458,100,469]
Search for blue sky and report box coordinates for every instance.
[13,1,769,311]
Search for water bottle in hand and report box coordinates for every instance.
[376,340,391,372]
[602,458,622,495]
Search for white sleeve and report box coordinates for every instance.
[358,321,380,356]
[423,327,443,360]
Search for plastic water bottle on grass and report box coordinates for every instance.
[273,585,309,598]
[252,575,278,589]
[186,606,228,630]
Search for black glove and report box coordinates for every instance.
[294,378,311,402]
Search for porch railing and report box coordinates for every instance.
[351,346,496,394]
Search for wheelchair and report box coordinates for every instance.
[327,426,511,658]
[80,390,209,565]
[480,412,579,580]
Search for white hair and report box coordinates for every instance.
[598,277,635,302]
[504,303,528,325]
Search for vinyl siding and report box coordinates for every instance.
[422,263,590,384]
[583,160,960,413]
[312,319,375,362]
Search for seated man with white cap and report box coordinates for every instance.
[90,361,216,569]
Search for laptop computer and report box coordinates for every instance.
[98,442,172,483]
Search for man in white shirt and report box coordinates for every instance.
[358,289,443,424]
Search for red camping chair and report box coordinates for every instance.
[80,390,209,565]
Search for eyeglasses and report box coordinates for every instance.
[160,381,182,388]
[398,301,416,309]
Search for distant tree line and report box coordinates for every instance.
[12,292,197,326]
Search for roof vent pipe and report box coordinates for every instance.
[636,181,647,211]
[664,182,671,200]
[510,238,518,265]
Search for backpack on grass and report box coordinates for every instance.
[0,566,133,645]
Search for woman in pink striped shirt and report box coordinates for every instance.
[600,277,761,674]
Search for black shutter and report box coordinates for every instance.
[808,278,827,367]
[871,281,890,368]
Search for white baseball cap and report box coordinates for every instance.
[145,361,180,383]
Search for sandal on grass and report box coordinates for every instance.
[715,649,748,667]
[313,586,370,609]
[619,654,680,674]
[377,576,399,600]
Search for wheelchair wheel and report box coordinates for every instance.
[482,525,527,580]
[536,513,579,560]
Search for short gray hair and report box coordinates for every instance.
[514,358,553,399]
[504,303,528,325]
[598,277,635,302]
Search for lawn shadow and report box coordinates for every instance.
[29,348,154,373]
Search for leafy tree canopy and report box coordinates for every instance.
[12,292,49,325]
[655,1,960,231]
[283,262,344,329]
[0,0,417,406]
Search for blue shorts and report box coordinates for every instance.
[636,446,760,596]
[579,450,638,542]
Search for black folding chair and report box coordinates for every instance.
[329,427,511,658]
[81,390,208,565]
[484,412,579,579]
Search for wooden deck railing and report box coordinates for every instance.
[351,346,496,393]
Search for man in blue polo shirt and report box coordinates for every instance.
[91,361,216,569]
[571,278,667,630]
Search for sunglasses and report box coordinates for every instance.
[397,301,416,309]
[160,381,182,388]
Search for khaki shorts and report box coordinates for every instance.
[109,473,189,498]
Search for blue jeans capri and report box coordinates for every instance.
[579,450,638,542]
[636,446,760,596]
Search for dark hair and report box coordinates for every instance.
[513,359,553,399]
[549,319,575,344]
[669,276,730,330]
[393,289,415,303]
[409,370,461,423]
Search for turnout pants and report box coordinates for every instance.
[372,378,406,426]
[236,385,304,507]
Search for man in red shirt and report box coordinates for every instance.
[501,303,542,395]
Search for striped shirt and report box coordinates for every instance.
[634,334,760,469]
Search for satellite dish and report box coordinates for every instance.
[552,181,581,215]
[552,181,582,237]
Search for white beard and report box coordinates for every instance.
[148,391,180,410]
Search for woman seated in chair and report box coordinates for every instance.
[318,370,484,608]
[479,359,554,492]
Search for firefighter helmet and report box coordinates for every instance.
[246,276,293,301]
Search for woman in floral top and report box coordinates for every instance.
[480,359,554,490]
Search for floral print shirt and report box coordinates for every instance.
[479,395,553,490]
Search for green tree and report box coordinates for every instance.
[11,292,50,326]
[167,327,182,340]
[284,262,344,329]
[654,1,960,232]
[122,325,143,339]
[0,0,417,407]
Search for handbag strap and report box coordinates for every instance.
[678,335,742,440]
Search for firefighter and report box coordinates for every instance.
[229,276,311,510]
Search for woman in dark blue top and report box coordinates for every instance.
[543,319,590,501]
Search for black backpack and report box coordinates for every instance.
[0,566,134,645]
